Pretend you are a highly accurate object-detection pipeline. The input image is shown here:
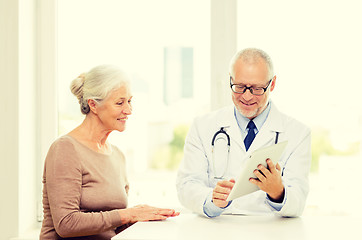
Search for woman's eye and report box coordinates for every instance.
[117,102,124,105]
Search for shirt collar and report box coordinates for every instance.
[234,101,272,133]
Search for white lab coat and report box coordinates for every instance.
[176,102,311,217]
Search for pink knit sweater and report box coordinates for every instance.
[40,135,130,239]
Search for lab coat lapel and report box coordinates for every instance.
[247,102,285,153]
[216,106,244,150]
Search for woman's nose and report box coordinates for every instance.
[124,103,132,115]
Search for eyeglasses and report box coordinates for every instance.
[230,77,272,95]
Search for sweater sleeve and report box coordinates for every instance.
[45,139,124,238]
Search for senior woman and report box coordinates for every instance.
[40,65,179,239]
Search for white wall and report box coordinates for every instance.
[0,0,57,239]
[0,0,21,238]
[210,0,236,110]
[18,0,38,235]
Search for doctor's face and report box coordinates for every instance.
[231,58,275,120]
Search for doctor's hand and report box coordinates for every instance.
[212,179,235,208]
[249,159,285,203]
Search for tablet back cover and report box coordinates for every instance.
[227,141,288,201]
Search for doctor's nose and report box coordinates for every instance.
[242,88,254,101]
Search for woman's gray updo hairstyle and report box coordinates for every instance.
[70,64,130,115]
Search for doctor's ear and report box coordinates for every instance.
[270,76,276,92]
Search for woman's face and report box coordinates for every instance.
[95,84,133,132]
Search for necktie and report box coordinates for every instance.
[244,121,256,151]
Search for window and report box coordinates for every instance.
[237,0,362,216]
[57,0,210,208]
[9,1,361,239]
[37,1,362,228]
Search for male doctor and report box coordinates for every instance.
[176,48,311,217]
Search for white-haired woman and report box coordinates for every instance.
[40,65,179,239]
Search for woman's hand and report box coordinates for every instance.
[119,205,180,224]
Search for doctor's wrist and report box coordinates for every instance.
[211,199,232,209]
[221,200,232,209]
[267,188,285,203]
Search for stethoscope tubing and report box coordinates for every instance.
[211,126,281,179]
[211,127,230,147]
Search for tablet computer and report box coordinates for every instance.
[226,141,288,201]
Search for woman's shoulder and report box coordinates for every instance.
[47,135,80,157]
[50,135,76,147]
[44,136,84,178]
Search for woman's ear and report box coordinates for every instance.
[88,99,98,114]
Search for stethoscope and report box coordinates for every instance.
[211,126,280,179]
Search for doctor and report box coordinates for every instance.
[176,48,311,217]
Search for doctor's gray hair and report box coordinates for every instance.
[70,64,130,115]
[229,48,274,80]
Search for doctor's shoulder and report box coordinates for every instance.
[281,112,311,139]
[187,106,233,144]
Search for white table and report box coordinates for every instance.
[113,213,362,240]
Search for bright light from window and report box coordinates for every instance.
[237,0,362,216]
[57,0,210,209]
[56,0,362,217]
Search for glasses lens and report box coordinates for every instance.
[252,88,265,95]
[232,85,245,93]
